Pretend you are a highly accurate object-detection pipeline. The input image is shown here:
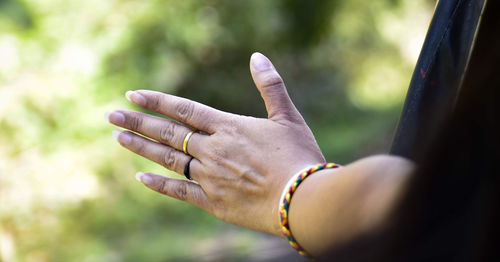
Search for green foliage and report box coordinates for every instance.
[0,0,33,29]
[0,0,433,261]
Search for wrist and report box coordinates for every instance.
[278,163,341,257]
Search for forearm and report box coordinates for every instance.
[287,155,414,256]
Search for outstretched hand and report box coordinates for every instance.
[107,53,325,235]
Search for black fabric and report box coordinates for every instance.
[390,0,485,160]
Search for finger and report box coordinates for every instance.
[125,90,229,134]
[113,130,204,179]
[107,110,206,158]
[249,52,302,123]
[136,172,211,211]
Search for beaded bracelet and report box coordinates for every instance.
[279,162,341,257]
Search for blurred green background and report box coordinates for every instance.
[0,0,434,261]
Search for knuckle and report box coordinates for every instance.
[159,123,175,144]
[175,101,195,123]
[158,179,168,194]
[174,182,188,200]
[218,116,240,135]
[133,138,146,154]
[192,188,208,207]
[162,149,176,170]
[148,95,162,111]
[214,147,228,161]
[261,73,283,88]
[128,114,143,131]
[208,145,227,164]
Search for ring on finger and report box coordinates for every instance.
[182,130,197,155]
[184,157,194,180]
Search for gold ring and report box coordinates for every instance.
[182,130,197,154]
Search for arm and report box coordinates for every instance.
[288,155,413,256]
[106,52,414,256]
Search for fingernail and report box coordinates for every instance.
[113,130,132,145]
[251,52,272,72]
[135,172,143,182]
[112,129,121,140]
[136,172,153,185]
[126,91,146,107]
[108,111,125,125]
[125,91,134,101]
[104,111,111,123]
[119,132,132,145]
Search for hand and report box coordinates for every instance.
[107,53,325,235]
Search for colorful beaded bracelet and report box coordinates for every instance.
[279,162,341,257]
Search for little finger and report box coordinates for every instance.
[136,172,212,212]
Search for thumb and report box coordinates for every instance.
[250,52,301,123]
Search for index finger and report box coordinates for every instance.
[126,90,229,134]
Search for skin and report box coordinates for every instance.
[107,52,414,257]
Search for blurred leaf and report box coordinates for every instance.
[0,0,33,29]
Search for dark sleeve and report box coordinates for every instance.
[390,0,485,161]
